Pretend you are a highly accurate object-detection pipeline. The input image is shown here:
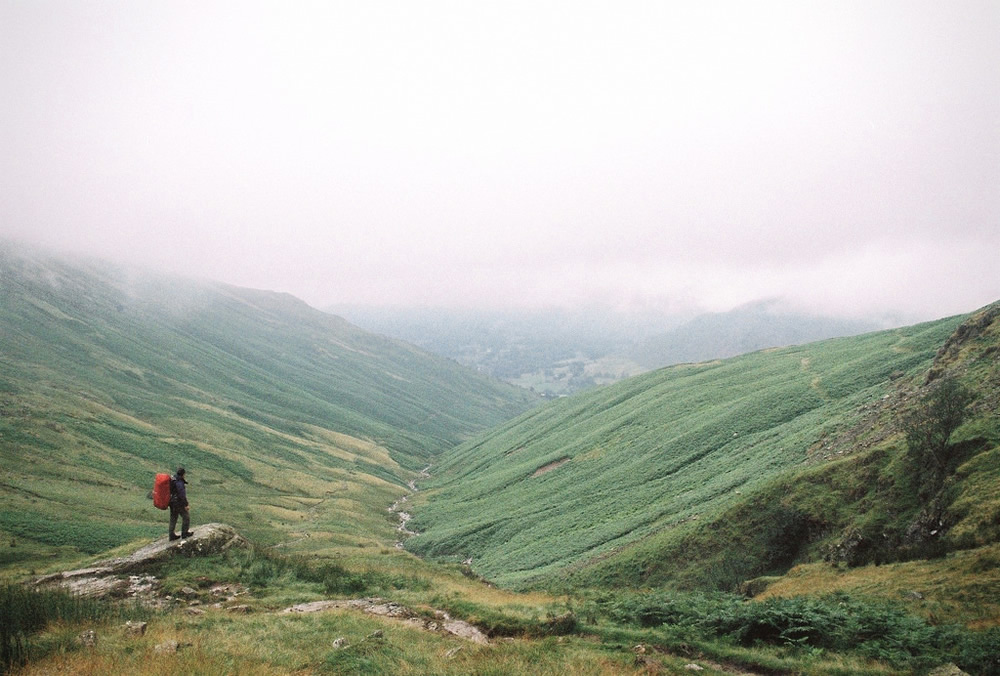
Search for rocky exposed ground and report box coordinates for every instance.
[32,520,494,646]
[33,523,249,604]
[390,465,430,548]
[283,598,489,644]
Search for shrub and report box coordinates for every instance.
[903,375,975,498]
[320,631,401,675]
[598,589,734,629]
[943,626,1000,676]
[589,589,1000,673]
[220,546,429,595]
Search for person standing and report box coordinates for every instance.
[168,467,193,540]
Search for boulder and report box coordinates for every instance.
[928,665,971,676]
[738,576,780,598]
[123,621,147,636]
[154,640,179,654]
[62,576,131,598]
[99,523,249,572]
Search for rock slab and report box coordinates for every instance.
[283,597,489,644]
[34,523,249,597]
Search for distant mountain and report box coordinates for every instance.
[0,242,538,557]
[331,302,890,397]
[328,305,684,396]
[408,305,1000,591]
[629,300,885,370]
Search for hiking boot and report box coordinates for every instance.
[181,531,194,539]
[169,533,180,541]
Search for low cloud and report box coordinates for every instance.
[2,2,997,321]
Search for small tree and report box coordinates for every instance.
[903,375,975,497]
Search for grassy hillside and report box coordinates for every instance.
[0,242,538,566]
[408,313,972,588]
[573,302,1000,598]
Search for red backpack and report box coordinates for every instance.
[153,473,171,510]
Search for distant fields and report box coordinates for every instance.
[408,316,966,587]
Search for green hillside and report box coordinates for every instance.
[0,242,538,564]
[408,310,991,589]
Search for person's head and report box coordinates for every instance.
[176,467,186,478]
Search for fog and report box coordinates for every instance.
[2,1,998,321]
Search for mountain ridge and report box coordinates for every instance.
[629,299,886,370]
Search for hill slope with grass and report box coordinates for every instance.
[0,242,538,565]
[575,301,1000,600]
[408,305,1000,593]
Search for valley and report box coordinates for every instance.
[332,301,886,397]
[2,244,998,675]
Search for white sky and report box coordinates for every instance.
[2,1,998,319]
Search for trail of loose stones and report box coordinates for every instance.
[390,465,430,548]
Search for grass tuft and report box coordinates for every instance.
[0,582,149,673]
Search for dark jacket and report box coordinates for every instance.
[169,475,188,509]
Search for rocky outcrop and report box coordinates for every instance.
[34,523,248,596]
[927,301,1000,383]
[283,597,489,644]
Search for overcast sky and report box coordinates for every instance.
[2,1,998,320]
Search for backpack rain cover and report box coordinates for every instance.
[153,472,171,510]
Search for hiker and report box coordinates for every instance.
[168,467,193,540]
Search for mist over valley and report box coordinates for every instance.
[332,301,889,396]
[3,1,999,672]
